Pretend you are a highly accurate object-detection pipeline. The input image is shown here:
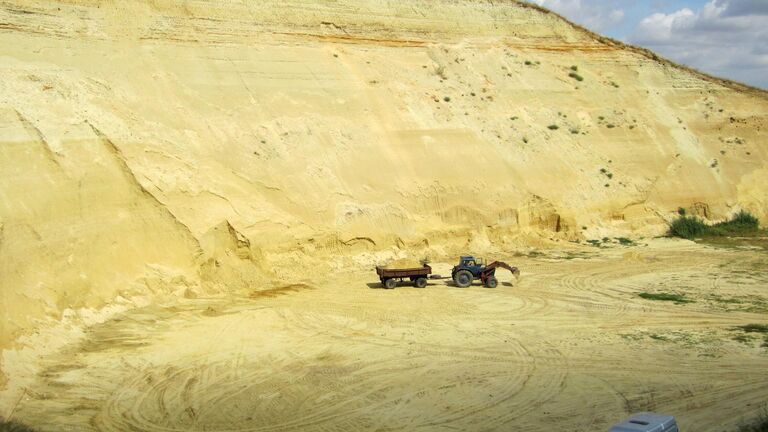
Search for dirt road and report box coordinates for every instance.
[8,239,768,431]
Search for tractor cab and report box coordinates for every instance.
[452,255,519,288]
[455,256,485,272]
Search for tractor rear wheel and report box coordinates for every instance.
[384,278,397,289]
[414,277,428,288]
[485,277,498,288]
[454,270,472,288]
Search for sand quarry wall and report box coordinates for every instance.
[1,0,767,357]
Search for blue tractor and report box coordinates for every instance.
[451,256,520,288]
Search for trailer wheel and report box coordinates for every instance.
[383,278,397,289]
[414,277,428,288]
[485,277,498,288]
[454,270,472,288]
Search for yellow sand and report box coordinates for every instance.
[4,240,768,431]
[1,1,767,428]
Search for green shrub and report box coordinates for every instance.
[669,210,760,239]
[730,210,759,227]
[547,124,559,130]
[570,65,578,71]
[738,408,768,432]
[639,292,694,304]
[0,421,37,432]
[670,215,708,239]
[736,324,768,334]
[569,72,584,81]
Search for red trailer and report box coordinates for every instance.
[375,264,432,289]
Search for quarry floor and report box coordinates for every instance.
[7,239,768,432]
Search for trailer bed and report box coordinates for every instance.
[375,265,432,289]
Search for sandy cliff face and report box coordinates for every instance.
[0,1,766,355]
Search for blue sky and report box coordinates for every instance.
[529,0,768,89]
[598,1,711,37]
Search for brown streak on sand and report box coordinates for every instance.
[275,32,428,47]
[249,283,314,299]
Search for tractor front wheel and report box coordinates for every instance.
[454,270,472,288]
[485,277,498,288]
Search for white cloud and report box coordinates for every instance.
[716,0,768,17]
[630,0,768,89]
[532,0,626,32]
[635,9,696,43]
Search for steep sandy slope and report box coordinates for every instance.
[1,0,766,372]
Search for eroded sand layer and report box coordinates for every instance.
[8,240,768,431]
[2,0,768,357]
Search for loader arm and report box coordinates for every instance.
[482,261,520,277]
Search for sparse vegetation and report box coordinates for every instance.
[0,421,37,432]
[524,60,533,66]
[735,324,768,334]
[737,408,768,432]
[706,294,768,314]
[585,237,637,247]
[547,124,559,130]
[443,96,451,102]
[731,325,768,349]
[669,216,708,239]
[599,168,614,180]
[568,72,584,81]
[733,333,754,344]
[570,65,578,71]
[670,210,760,239]
[434,64,447,79]
[639,292,695,304]
[606,124,615,129]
